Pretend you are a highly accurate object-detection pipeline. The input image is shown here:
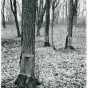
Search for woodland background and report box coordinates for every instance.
[1,0,86,88]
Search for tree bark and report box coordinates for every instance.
[15,0,41,88]
[51,6,54,47]
[10,0,21,37]
[44,0,50,46]
[2,0,6,28]
[51,0,58,50]
[65,0,74,49]
[73,0,78,26]
[36,1,46,36]
[14,14,21,37]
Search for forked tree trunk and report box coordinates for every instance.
[65,0,74,49]
[36,2,46,36]
[10,0,21,37]
[2,0,6,28]
[15,0,41,87]
[44,0,50,46]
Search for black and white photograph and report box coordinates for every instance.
[1,0,87,88]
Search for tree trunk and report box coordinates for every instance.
[2,0,6,28]
[44,0,50,46]
[14,14,21,37]
[66,0,67,17]
[37,23,41,36]
[36,0,43,36]
[65,0,74,49]
[73,0,78,26]
[15,0,41,87]
[36,2,46,36]
[51,6,54,46]
[10,0,21,37]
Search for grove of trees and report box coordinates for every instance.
[10,0,21,37]
[1,0,86,87]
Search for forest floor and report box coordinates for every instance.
[1,24,86,88]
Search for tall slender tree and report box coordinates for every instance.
[15,0,41,87]
[51,1,54,47]
[44,0,50,46]
[51,0,60,49]
[36,0,46,36]
[1,0,6,28]
[10,0,21,37]
[65,0,78,49]
[65,0,74,49]
[65,0,68,17]
[73,0,78,26]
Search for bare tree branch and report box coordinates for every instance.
[55,0,60,8]
[10,0,14,14]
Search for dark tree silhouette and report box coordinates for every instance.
[36,0,46,36]
[44,0,50,46]
[73,0,78,26]
[10,0,21,37]
[51,0,60,49]
[65,0,78,49]
[1,0,6,28]
[65,0,75,49]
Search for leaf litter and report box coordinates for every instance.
[1,26,86,88]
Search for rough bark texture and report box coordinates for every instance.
[2,0,6,28]
[10,0,21,37]
[15,0,41,88]
[44,0,50,46]
[65,0,74,49]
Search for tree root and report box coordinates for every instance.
[64,45,75,50]
[15,74,41,88]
